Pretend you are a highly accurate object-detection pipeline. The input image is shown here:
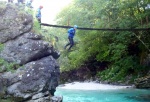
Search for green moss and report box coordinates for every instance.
[0,44,4,52]
[0,1,7,14]
[0,43,20,72]
[0,58,20,72]
[0,99,12,102]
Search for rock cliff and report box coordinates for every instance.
[0,2,61,102]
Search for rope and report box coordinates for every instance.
[41,23,150,31]
[41,23,150,52]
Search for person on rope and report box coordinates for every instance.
[36,5,43,28]
[64,25,78,51]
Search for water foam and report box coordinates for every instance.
[57,82,133,90]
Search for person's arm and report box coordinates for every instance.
[68,28,74,34]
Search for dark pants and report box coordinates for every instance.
[37,18,41,23]
[36,17,41,28]
[64,37,74,51]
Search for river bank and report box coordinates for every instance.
[57,81,134,90]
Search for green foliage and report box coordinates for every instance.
[0,99,12,102]
[0,43,4,52]
[0,58,20,72]
[97,56,143,82]
[54,0,150,81]
[32,19,41,34]
[32,10,42,34]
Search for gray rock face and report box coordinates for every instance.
[19,56,59,94]
[135,75,150,89]
[0,3,61,102]
[0,76,6,96]
[0,32,51,65]
[5,56,60,100]
[0,4,33,43]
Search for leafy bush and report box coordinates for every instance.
[55,0,150,82]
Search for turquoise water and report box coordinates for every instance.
[55,88,150,102]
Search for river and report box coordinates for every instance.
[55,82,150,102]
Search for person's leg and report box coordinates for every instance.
[64,43,70,49]
[68,37,74,51]
[37,18,41,28]
[64,37,71,49]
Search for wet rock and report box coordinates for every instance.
[50,96,63,102]
[134,75,150,89]
[60,67,91,84]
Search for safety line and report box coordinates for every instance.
[41,23,150,31]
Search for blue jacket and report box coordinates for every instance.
[68,28,76,38]
[36,8,41,19]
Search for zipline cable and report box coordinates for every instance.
[41,23,150,31]
[41,23,150,52]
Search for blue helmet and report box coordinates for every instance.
[74,25,78,28]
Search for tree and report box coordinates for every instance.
[54,0,150,82]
